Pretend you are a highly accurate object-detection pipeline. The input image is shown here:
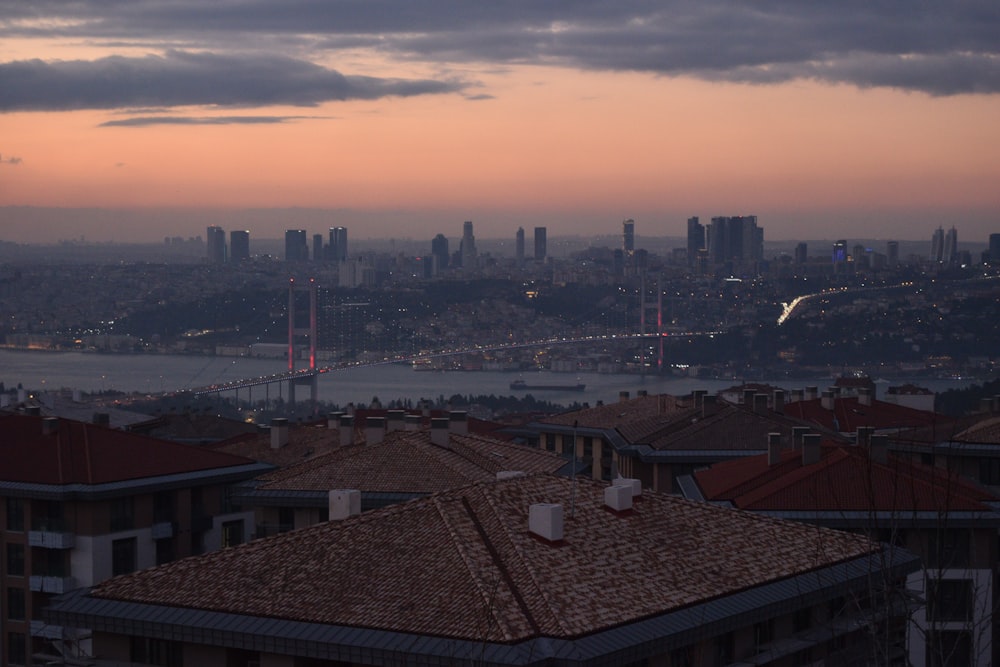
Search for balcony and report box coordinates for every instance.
[29,575,76,594]
[28,528,75,549]
[30,619,66,639]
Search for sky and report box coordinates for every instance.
[1,1,999,244]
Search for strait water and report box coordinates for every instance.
[0,348,979,409]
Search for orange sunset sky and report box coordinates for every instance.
[1,2,999,244]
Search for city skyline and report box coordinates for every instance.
[2,2,999,243]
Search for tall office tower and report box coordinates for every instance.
[794,242,808,265]
[460,221,477,269]
[832,240,847,266]
[534,226,547,261]
[206,225,226,263]
[707,215,761,265]
[931,226,944,262]
[515,227,525,266]
[943,226,958,265]
[229,230,250,261]
[886,240,899,268]
[622,219,635,259]
[313,234,325,262]
[852,244,868,269]
[328,226,348,262]
[686,217,705,268]
[285,229,308,262]
[431,233,449,272]
[990,234,1000,263]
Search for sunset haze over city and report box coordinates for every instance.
[2,1,999,242]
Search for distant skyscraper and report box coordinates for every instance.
[707,216,761,266]
[515,227,525,266]
[943,226,958,265]
[329,227,348,262]
[832,240,847,265]
[534,226,547,262]
[990,234,1000,263]
[431,233,449,272]
[206,226,226,264]
[229,230,250,262]
[931,226,945,262]
[285,229,308,262]
[794,242,807,265]
[622,219,635,258]
[460,221,477,269]
[886,241,899,268]
[686,217,704,268]
[313,233,325,262]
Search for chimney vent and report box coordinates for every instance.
[25,405,41,416]
[365,417,385,445]
[404,414,422,431]
[790,388,804,403]
[339,415,354,446]
[92,412,110,426]
[327,412,343,430]
[604,484,633,512]
[528,503,563,542]
[858,388,873,406]
[701,394,717,417]
[42,416,59,435]
[805,386,818,401]
[328,489,361,520]
[869,434,889,464]
[618,391,630,403]
[612,477,642,498]
[773,389,785,414]
[692,389,707,409]
[767,432,782,465]
[855,426,874,447]
[820,390,835,411]
[430,417,450,447]
[791,426,810,450]
[270,418,289,449]
[754,393,769,414]
[449,411,469,435]
[637,389,648,397]
[743,389,756,407]
[802,433,821,465]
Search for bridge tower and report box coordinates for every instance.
[287,277,319,409]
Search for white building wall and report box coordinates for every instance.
[907,567,993,667]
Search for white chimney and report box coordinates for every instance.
[805,386,818,401]
[449,411,468,435]
[270,418,289,449]
[327,412,343,429]
[42,417,59,436]
[430,417,450,447]
[619,391,630,403]
[528,503,564,542]
[328,489,361,520]
[496,470,526,480]
[858,387,873,406]
[869,434,889,464]
[773,390,785,414]
[612,477,642,499]
[802,433,821,465]
[792,426,810,450]
[820,390,835,410]
[743,389,756,406]
[338,415,354,446]
[767,432,782,466]
[604,484,633,512]
[404,414,422,431]
[790,388,804,403]
[692,389,707,409]
[754,393,769,414]
[365,417,385,445]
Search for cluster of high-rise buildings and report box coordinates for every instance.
[685,215,763,271]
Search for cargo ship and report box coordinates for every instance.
[509,379,586,392]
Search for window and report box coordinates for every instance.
[929,529,970,568]
[669,645,693,667]
[714,632,734,666]
[6,543,24,576]
[110,496,135,532]
[927,578,973,623]
[221,520,244,548]
[111,537,137,576]
[979,458,1000,486]
[7,632,27,666]
[927,630,971,667]
[153,491,174,524]
[5,497,24,531]
[582,437,593,460]
[32,499,64,532]
[793,606,812,633]
[155,538,175,566]
[278,508,294,534]
[37,548,67,577]
[544,433,556,452]
[130,636,183,667]
[754,618,775,649]
[7,586,26,620]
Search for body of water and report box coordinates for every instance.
[0,348,982,409]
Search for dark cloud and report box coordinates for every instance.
[100,115,325,127]
[0,50,464,111]
[2,1,998,97]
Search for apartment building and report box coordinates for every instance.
[0,413,272,666]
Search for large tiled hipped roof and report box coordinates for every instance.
[92,475,874,643]
[539,394,684,431]
[783,396,952,433]
[0,414,258,485]
[695,445,998,513]
[257,429,567,493]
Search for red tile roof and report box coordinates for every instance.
[0,414,258,485]
[91,475,875,642]
[695,445,997,513]
[783,397,953,433]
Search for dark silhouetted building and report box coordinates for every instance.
[622,218,635,259]
[431,233,449,273]
[887,240,899,268]
[229,230,250,261]
[534,226,547,261]
[328,226,347,262]
[794,242,807,265]
[284,229,308,262]
[515,227,525,266]
[206,226,226,264]
[686,216,704,268]
[313,233,324,262]
[707,215,762,267]
[460,221,476,269]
